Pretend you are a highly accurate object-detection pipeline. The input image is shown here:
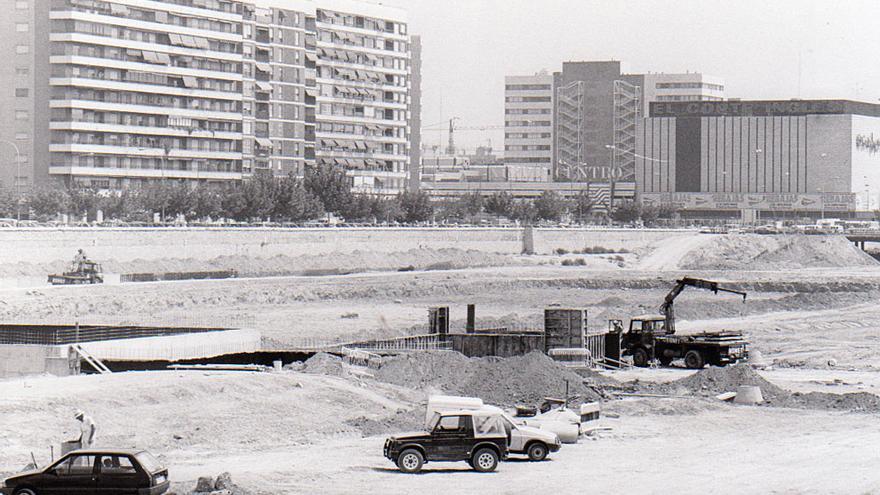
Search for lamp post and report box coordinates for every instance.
[1,140,23,222]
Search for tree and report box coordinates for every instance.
[533,191,567,221]
[273,173,324,221]
[398,190,433,223]
[66,187,102,220]
[610,200,642,224]
[572,191,594,222]
[485,192,514,217]
[0,188,16,218]
[191,186,224,220]
[27,186,70,219]
[509,200,536,222]
[304,164,353,215]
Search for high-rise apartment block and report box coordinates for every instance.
[0,0,413,195]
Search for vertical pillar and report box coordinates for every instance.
[466,304,476,334]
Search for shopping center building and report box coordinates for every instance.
[634,99,880,220]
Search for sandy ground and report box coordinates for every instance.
[1,370,878,495]
[2,230,880,493]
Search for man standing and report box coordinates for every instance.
[74,410,97,448]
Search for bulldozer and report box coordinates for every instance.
[48,251,104,285]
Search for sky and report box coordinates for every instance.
[379,0,880,153]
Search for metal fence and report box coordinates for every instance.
[0,324,225,346]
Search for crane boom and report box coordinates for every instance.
[659,277,747,334]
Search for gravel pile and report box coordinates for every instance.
[659,364,880,413]
[302,352,347,376]
[374,351,605,406]
[665,364,788,399]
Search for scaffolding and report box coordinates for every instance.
[555,81,585,181]
[612,80,641,181]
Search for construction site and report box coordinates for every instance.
[1,227,880,494]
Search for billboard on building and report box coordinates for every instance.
[641,192,856,211]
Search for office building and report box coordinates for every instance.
[1,0,413,195]
[635,99,880,218]
[503,72,553,170]
[551,61,725,184]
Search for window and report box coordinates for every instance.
[99,455,137,475]
[15,68,29,76]
[16,23,29,32]
[15,133,28,140]
[435,415,465,432]
[15,45,29,55]
[15,1,27,9]
[54,455,97,476]
[15,110,29,120]
[15,88,29,97]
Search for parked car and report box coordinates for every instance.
[425,396,561,461]
[384,409,508,473]
[0,449,169,495]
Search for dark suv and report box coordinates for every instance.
[384,410,508,473]
[0,449,169,495]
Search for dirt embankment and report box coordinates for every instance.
[0,248,530,280]
[679,234,877,271]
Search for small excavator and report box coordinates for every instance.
[611,277,749,369]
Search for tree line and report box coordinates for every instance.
[0,165,676,224]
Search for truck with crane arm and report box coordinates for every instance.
[611,277,749,369]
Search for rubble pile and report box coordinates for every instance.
[767,391,880,413]
[374,351,606,406]
[173,472,251,495]
[665,364,788,399]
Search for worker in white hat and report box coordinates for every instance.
[74,410,97,449]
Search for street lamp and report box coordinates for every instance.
[1,140,23,222]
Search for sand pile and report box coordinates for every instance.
[657,365,880,413]
[302,353,346,377]
[374,351,606,406]
[767,391,880,413]
[665,364,788,399]
[680,234,876,271]
[345,409,424,437]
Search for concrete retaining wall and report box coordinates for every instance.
[0,227,697,264]
[0,345,75,378]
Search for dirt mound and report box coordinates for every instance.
[374,351,606,406]
[664,364,788,399]
[657,365,880,413]
[302,352,347,376]
[767,391,880,413]
[345,408,424,437]
[680,234,877,271]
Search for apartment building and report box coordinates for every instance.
[2,0,413,195]
[503,73,553,172]
[312,0,411,195]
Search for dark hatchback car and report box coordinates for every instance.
[0,449,169,495]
